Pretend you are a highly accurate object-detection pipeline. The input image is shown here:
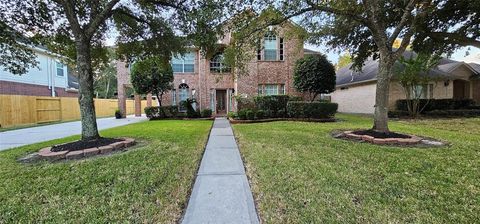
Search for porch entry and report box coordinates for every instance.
[211,89,234,115]
[216,90,226,114]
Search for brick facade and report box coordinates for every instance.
[117,23,307,114]
[0,80,78,97]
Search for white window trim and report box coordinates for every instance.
[56,61,65,77]
[172,53,195,73]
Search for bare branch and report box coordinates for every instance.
[388,0,418,45]
[60,0,82,38]
[85,0,121,38]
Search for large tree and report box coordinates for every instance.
[293,54,336,101]
[249,0,479,132]
[1,0,232,140]
[130,56,173,106]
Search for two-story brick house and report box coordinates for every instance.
[117,23,318,116]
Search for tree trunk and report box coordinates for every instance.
[156,93,162,107]
[76,40,100,140]
[105,78,110,99]
[373,55,395,132]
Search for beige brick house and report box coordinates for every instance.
[116,23,318,116]
[331,51,480,114]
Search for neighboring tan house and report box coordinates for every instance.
[0,46,78,97]
[331,51,480,114]
[117,22,317,116]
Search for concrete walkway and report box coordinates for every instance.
[182,118,259,224]
[0,115,147,151]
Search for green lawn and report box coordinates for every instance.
[233,114,480,223]
[0,120,212,223]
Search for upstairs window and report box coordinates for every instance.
[172,52,195,73]
[56,61,64,76]
[210,54,231,73]
[263,34,277,61]
[258,84,285,96]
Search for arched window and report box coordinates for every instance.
[210,54,231,73]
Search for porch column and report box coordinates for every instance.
[117,84,127,118]
[147,93,152,107]
[134,94,141,117]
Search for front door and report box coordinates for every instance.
[216,90,226,114]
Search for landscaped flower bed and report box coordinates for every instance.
[36,137,136,161]
[333,129,445,147]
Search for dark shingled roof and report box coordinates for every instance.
[304,48,321,55]
[336,51,480,87]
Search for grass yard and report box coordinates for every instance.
[233,114,480,223]
[0,120,212,223]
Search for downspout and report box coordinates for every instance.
[47,57,51,91]
[51,58,56,97]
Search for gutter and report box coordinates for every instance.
[336,79,377,88]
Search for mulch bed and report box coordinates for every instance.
[352,130,411,139]
[51,137,123,152]
[332,129,446,147]
[17,137,137,163]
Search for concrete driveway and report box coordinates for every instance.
[0,115,148,151]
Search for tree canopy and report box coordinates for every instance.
[293,54,336,101]
[130,56,173,106]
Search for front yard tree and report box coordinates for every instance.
[395,53,441,118]
[3,0,228,140]
[130,57,174,107]
[269,0,479,132]
[293,54,336,101]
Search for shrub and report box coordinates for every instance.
[144,106,179,120]
[115,109,122,119]
[237,109,248,120]
[254,95,290,117]
[236,97,255,110]
[425,109,480,117]
[182,99,199,118]
[255,110,265,119]
[287,101,338,119]
[396,99,476,112]
[201,109,212,118]
[246,110,255,120]
[227,112,236,119]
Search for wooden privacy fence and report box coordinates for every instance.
[0,95,153,128]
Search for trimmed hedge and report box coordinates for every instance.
[145,106,179,119]
[396,99,476,112]
[200,109,212,118]
[425,109,480,117]
[287,101,338,119]
[254,95,300,118]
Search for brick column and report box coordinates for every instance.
[117,85,127,118]
[134,94,141,117]
[147,93,152,107]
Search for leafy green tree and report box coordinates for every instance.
[229,0,478,132]
[294,54,336,101]
[1,0,231,140]
[336,52,352,70]
[130,57,173,106]
[0,15,40,74]
[394,54,441,118]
